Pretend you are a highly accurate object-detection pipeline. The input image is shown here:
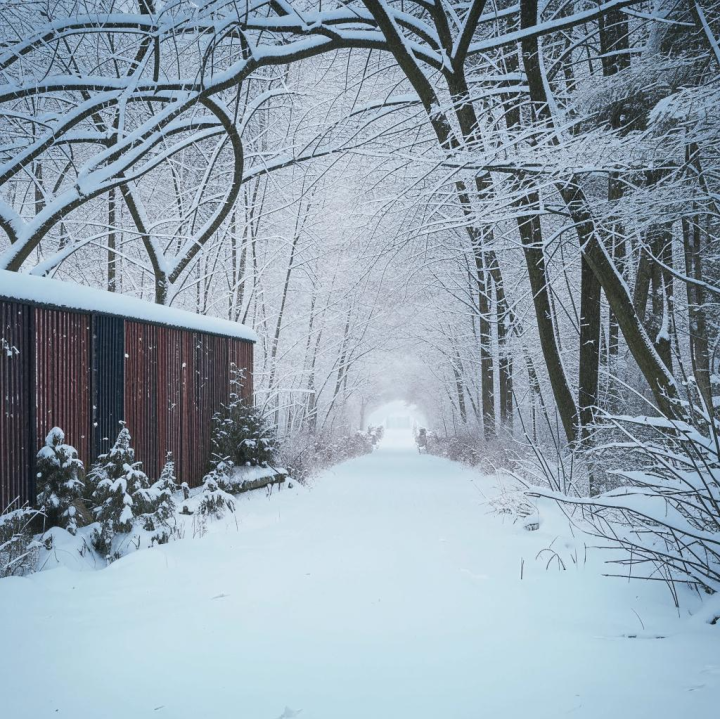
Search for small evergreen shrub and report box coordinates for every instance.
[198,463,236,519]
[142,456,178,543]
[211,371,276,468]
[87,427,155,554]
[35,427,85,535]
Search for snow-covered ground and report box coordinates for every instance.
[0,429,718,718]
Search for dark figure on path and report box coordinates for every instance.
[416,428,427,454]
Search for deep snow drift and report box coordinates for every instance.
[0,430,717,718]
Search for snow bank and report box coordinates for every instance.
[1,433,716,719]
[0,270,257,341]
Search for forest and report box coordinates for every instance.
[0,2,719,716]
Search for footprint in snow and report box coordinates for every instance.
[460,568,488,582]
[276,708,303,719]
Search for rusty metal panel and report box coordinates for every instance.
[178,329,197,484]
[34,307,92,475]
[124,321,161,479]
[0,300,33,509]
[156,326,183,480]
[197,333,229,477]
[229,338,253,402]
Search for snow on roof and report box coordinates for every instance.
[0,270,257,342]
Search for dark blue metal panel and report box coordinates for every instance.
[0,300,33,509]
[92,314,125,459]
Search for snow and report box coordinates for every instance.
[0,270,257,341]
[0,429,718,718]
[233,465,287,482]
[366,399,427,430]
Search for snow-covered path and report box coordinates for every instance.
[1,431,718,718]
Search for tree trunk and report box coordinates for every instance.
[520,0,681,419]
[578,256,601,443]
[517,189,578,443]
[107,187,117,292]
[474,243,496,439]
[682,213,712,412]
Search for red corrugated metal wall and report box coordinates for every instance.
[124,323,253,486]
[34,307,92,472]
[157,326,183,481]
[229,338,253,401]
[125,322,160,478]
[0,300,33,510]
[1,300,253,502]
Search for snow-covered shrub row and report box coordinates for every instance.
[422,431,517,474]
[4,381,288,572]
[277,428,375,482]
[367,426,384,447]
[2,426,180,570]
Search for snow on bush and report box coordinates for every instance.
[532,414,720,605]
[35,427,85,535]
[197,462,236,519]
[485,483,539,530]
[424,431,517,474]
[0,505,42,578]
[87,427,158,558]
[211,369,276,469]
[278,428,375,482]
[143,456,178,544]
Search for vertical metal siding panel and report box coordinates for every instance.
[0,301,33,509]
[179,330,192,485]
[92,315,125,458]
[196,333,202,482]
[190,332,202,484]
[126,321,161,480]
[228,338,253,403]
[156,326,167,472]
[245,342,253,401]
[163,328,182,480]
[124,322,139,467]
[198,333,212,480]
[34,308,91,474]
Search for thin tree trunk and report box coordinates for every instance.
[107,187,117,292]
[520,0,681,419]
[683,212,712,411]
[500,46,578,444]
[474,245,495,438]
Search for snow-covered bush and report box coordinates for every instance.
[87,427,156,555]
[0,505,42,578]
[197,463,236,519]
[277,428,375,482]
[367,425,384,446]
[486,484,538,527]
[142,457,178,544]
[424,431,517,474]
[211,396,276,469]
[35,427,85,535]
[535,415,720,602]
[425,432,480,465]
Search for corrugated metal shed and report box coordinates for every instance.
[0,276,255,510]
